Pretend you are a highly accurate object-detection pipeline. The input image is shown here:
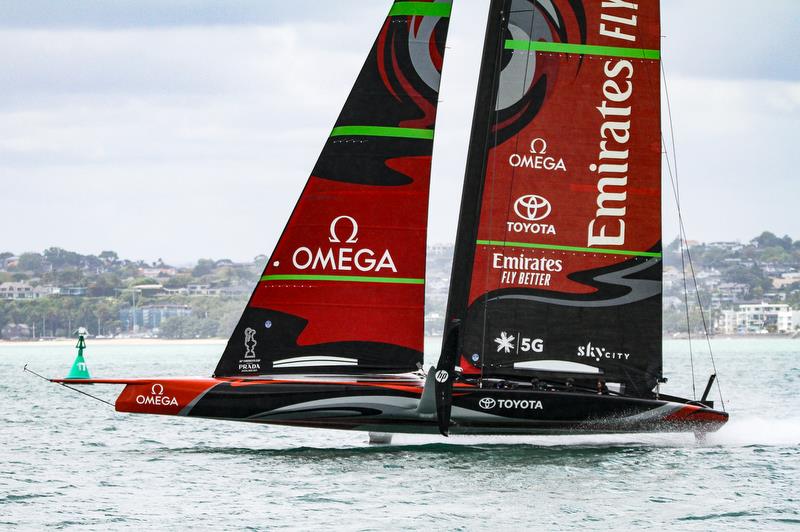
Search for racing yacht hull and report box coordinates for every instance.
[54,373,728,436]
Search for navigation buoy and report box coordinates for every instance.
[66,327,91,380]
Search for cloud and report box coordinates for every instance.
[661,77,800,242]
[663,0,799,81]
[0,2,797,263]
[0,0,376,28]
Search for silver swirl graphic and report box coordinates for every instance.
[493,257,662,308]
[496,0,560,111]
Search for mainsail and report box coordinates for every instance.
[443,0,662,396]
[215,1,453,377]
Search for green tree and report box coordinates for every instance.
[43,247,84,269]
[164,274,193,289]
[752,231,791,250]
[88,273,122,297]
[192,259,216,277]
[16,253,46,273]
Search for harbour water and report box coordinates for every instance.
[1,338,798,530]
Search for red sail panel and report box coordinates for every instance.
[450,0,662,396]
[215,1,453,377]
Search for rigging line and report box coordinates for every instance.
[662,136,696,399]
[23,365,115,407]
[683,229,726,411]
[661,61,725,410]
[645,38,696,398]
[661,60,726,410]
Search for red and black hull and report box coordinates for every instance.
[55,374,728,436]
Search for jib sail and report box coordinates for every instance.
[443,0,662,396]
[215,1,453,377]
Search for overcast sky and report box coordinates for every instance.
[2,1,798,264]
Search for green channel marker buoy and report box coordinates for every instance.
[66,327,91,380]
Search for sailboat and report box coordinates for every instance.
[49,0,728,438]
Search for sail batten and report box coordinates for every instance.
[389,2,453,18]
[504,40,661,60]
[476,240,662,258]
[330,126,435,140]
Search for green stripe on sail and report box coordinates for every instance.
[476,240,662,258]
[262,274,425,285]
[330,126,434,140]
[504,40,660,60]
[389,2,452,17]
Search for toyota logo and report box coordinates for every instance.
[478,397,496,410]
[514,195,552,222]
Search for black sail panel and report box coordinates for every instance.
[443,0,662,396]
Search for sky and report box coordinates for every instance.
[1,1,798,264]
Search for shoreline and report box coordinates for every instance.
[2,334,797,348]
[0,338,228,347]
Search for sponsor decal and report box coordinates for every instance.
[239,328,261,373]
[577,342,631,362]
[264,320,272,329]
[493,331,544,355]
[291,215,397,273]
[587,58,635,248]
[513,194,552,222]
[479,397,496,409]
[587,2,642,247]
[244,328,257,359]
[507,194,557,237]
[494,331,516,354]
[599,1,640,43]
[136,383,179,407]
[435,370,449,383]
[492,251,562,287]
[479,397,544,410]
[508,138,567,172]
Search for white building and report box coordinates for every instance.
[716,303,797,334]
[0,281,36,300]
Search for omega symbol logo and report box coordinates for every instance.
[329,215,359,244]
[514,195,552,222]
[478,397,497,410]
[530,138,547,154]
[136,382,178,406]
[435,370,449,383]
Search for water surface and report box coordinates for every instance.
[1,339,798,530]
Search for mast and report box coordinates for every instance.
[442,0,507,336]
[435,0,507,435]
